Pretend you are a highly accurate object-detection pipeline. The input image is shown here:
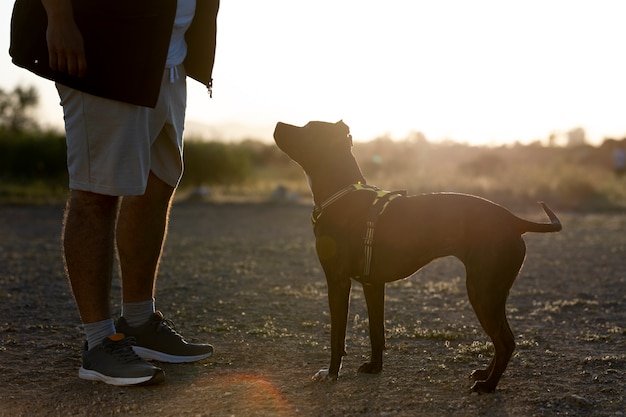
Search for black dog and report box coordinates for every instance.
[273,120,562,393]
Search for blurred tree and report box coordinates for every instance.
[0,85,40,132]
[567,127,586,147]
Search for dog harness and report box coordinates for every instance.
[311,183,406,279]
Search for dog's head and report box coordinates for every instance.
[274,120,365,202]
[273,120,352,173]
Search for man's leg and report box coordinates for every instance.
[115,171,214,363]
[116,171,175,304]
[63,190,119,324]
[63,189,164,386]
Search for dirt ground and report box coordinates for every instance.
[0,200,624,416]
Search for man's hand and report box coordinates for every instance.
[41,0,87,77]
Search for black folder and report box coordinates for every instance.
[9,0,176,108]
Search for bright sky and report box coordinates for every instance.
[2,0,626,145]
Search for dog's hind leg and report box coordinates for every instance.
[314,277,352,381]
[469,309,515,394]
[359,282,386,374]
[464,238,526,393]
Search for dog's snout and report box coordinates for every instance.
[273,122,289,140]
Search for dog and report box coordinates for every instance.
[273,120,562,393]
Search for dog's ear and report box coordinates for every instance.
[335,120,353,147]
[336,120,349,134]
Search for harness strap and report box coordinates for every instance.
[311,183,406,279]
[311,183,380,226]
[361,189,405,277]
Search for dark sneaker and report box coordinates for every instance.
[116,311,213,363]
[79,333,165,386]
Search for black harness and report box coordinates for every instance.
[311,183,406,279]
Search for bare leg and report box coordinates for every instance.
[62,191,119,324]
[116,172,175,303]
[112,172,215,363]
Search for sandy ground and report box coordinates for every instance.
[0,201,624,416]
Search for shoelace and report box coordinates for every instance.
[157,317,184,339]
[103,336,142,363]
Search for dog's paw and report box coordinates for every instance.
[470,380,496,394]
[312,369,337,381]
[357,362,382,374]
[470,368,490,381]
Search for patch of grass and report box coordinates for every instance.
[300,320,320,329]
[577,323,625,343]
[202,317,245,333]
[246,316,289,338]
[532,298,599,314]
[0,181,68,205]
[419,278,463,296]
[452,341,494,363]
[269,284,324,299]
[414,328,463,341]
[386,321,464,341]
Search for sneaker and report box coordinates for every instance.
[116,311,213,363]
[79,333,165,386]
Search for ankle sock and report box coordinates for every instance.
[84,319,116,351]
[121,298,156,327]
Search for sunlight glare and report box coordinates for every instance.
[2,0,624,145]
[195,0,625,145]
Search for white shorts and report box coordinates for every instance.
[57,65,187,196]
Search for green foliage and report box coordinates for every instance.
[182,140,252,186]
[0,129,67,180]
[354,137,626,211]
[1,126,625,210]
[0,86,40,132]
[179,138,306,201]
[1,84,625,209]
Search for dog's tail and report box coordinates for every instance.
[520,202,562,233]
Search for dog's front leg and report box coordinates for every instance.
[313,277,352,381]
[359,282,385,374]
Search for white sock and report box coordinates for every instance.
[121,298,156,327]
[84,319,116,351]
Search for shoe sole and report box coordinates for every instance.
[132,346,213,363]
[79,367,165,386]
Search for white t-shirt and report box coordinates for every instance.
[166,0,196,68]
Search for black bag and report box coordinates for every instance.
[9,0,177,108]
